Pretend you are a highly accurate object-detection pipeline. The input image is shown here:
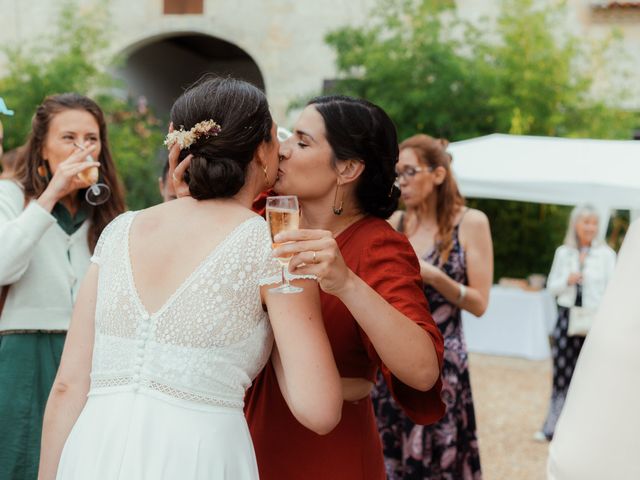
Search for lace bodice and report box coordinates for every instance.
[88,211,281,409]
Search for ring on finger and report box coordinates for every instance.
[172,173,178,182]
[312,251,318,264]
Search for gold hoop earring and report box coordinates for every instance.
[332,181,344,215]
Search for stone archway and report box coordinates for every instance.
[120,33,265,119]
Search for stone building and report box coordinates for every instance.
[0,0,638,124]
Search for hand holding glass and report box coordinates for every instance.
[266,195,303,294]
[74,143,111,206]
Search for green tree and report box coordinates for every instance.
[481,0,635,139]
[326,0,496,140]
[0,2,164,209]
[325,0,636,280]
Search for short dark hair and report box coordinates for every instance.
[307,95,400,219]
[169,75,273,200]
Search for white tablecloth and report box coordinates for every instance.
[461,286,558,360]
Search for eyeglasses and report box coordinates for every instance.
[395,166,433,182]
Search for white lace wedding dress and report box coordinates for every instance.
[56,211,282,479]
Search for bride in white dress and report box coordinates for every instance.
[37,76,343,480]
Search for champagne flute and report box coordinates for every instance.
[266,195,303,294]
[73,143,111,206]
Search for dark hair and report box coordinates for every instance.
[14,93,126,251]
[169,76,273,200]
[307,95,400,219]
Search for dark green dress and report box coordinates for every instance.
[0,203,88,480]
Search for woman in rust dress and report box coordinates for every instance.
[244,96,446,480]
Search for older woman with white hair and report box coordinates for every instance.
[534,205,616,441]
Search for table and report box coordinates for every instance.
[461,286,558,360]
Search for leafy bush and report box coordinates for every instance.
[325,0,637,278]
[0,2,165,209]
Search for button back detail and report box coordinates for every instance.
[88,212,281,409]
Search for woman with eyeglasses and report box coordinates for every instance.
[372,134,493,480]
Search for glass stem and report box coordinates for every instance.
[281,265,290,287]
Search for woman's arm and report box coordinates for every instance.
[274,230,440,392]
[331,272,440,391]
[0,147,100,284]
[546,246,575,296]
[423,209,493,317]
[262,279,342,435]
[38,265,98,480]
[0,181,56,284]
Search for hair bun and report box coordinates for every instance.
[168,76,273,200]
[187,156,245,200]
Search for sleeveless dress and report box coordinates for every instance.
[56,211,281,479]
[372,216,482,480]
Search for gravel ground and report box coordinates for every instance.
[468,353,552,480]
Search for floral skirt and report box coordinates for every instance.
[372,354,482,480]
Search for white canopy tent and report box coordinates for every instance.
[451,134,640,359]
[448,134,640,225]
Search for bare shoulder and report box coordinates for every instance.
[458,208,491,247]
[459,208,490,232]
[128,202,169,230]
[387,210,404,231]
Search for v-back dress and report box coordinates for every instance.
[56,211,281,479]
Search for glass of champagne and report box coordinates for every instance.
[266,195,303,294]
[73,143,111,206]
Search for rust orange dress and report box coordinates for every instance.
[244,214,445,480]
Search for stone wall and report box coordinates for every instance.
[0,0,637,125]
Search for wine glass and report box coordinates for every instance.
[266,195,303,294]
[74,143,111,206]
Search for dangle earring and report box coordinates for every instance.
[263,164,270,187]
[332,180,344,215]
[37,160,51,181]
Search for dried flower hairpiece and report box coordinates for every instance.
[164,119,222,150]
